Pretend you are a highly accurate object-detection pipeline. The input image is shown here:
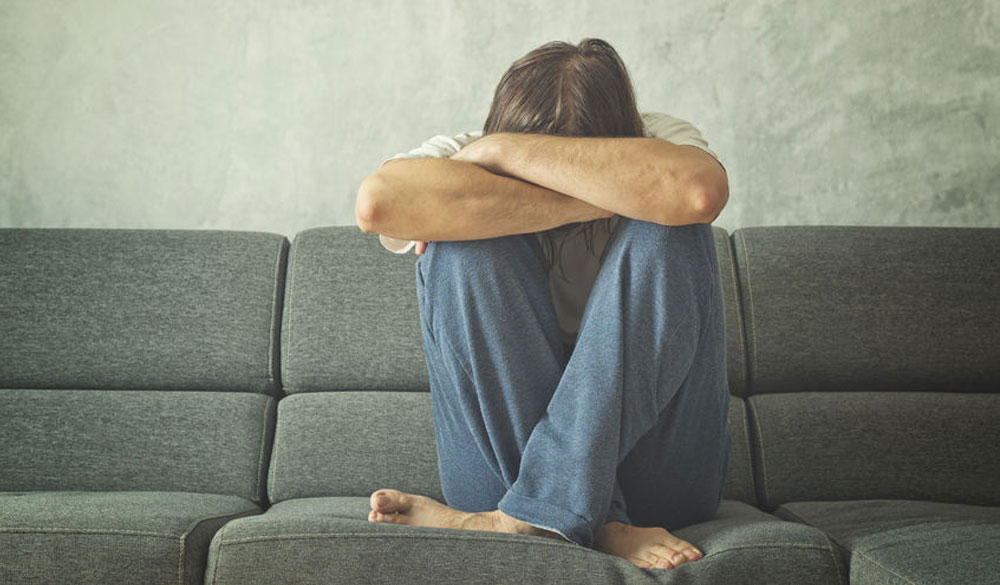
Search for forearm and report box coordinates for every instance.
[458,134,728,225]
[355,158,609,241]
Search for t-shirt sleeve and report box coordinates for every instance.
[640,112,724,170]
[376,130,483,254]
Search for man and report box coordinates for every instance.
[354,38,730,571]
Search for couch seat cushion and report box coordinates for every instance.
[206,498,843,585]
[0,491,261,585]
[777,500,1000,585]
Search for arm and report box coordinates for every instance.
[451,133,729,225]
[355,157,613,242]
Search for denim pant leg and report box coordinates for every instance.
[415,233,567,514]
[499,219,731,547]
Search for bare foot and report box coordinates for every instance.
[596,521,704,570]
[369,488,561,539]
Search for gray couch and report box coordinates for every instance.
[1,225,997,585]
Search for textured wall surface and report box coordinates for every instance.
[1,0,997,234]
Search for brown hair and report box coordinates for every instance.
[483,38,644,280]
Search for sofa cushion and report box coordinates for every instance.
[267,391,443,503]
[1,389,275,502]
[205,498,843,585]
[0,491,260,585]
[749,392,1000,508]
[266,391,757,507]
[0,229,287,394]
[776,500,1000,585]
[732,226,1000,394]
[281,227,429,393]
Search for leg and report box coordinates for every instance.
[500,218,730,548]
[414,233,568,513]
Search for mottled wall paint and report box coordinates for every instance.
[1,0,997,234]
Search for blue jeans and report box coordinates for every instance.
[414,218,730,548]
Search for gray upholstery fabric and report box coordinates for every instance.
[723,398,755,504]
[1,389,275,503]
[206,498,843,585]
[0,491,260,585]
[0,229,287,394]
[777,500,1000,585]
[267,391,757,508]
[711,226,748,396]
[749,392,1000,507]
[732,226,1000,394]
[267,391,443,503]
[281,227,429,393]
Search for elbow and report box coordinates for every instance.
[687,166,729,224]
[355,174,386,233]
[692,182,728,224]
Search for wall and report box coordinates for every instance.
[1,0,998,235]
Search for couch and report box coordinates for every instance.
[1,224,997,585]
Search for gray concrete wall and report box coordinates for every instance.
[2,0,998,235]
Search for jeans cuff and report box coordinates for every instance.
[497,489,594,548]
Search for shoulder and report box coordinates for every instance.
[640,112,719,161]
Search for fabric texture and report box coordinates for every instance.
[0,229,287,394]
[267,391,443,504]
[777,500,1000,585]
[281,227,430,393]
[1,389,275,503]
[749,392,1000,508]
[0,491,260,585]
[413,220,730,546]
[206,498,843,585]
[733,226,1000,395]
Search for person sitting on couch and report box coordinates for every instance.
[354,38,730,571]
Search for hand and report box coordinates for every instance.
[450,134,504,174]
[415,241,428,255]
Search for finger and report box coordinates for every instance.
[415,241,428,255]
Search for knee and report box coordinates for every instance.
[607,219,714,268]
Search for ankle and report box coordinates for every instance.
[493,510,558,538]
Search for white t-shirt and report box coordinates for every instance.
[377,112,721,348]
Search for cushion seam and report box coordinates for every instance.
[737,229,758,388]
[853,548,920,585]
[255,397,274,505]
[725,232,747,395]
[749,397,771,506]
[0,527,176,538]
[266,236,284,391]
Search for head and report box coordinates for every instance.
[484,38,643,139]
[484,39,643,277]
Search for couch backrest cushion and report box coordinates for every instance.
[281,227,429,393]
[0,229,287,394]
[750,391,1000,508]
[0,389,274,502]
[732,226,1000,394]
[267,392,757,505]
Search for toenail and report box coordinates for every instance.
[673,553,685,564]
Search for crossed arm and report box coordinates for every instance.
[354,132,728,245]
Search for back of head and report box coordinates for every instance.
[484,39,643,138]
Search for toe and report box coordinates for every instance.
[370,489,407,514]
[682,547,703,561]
